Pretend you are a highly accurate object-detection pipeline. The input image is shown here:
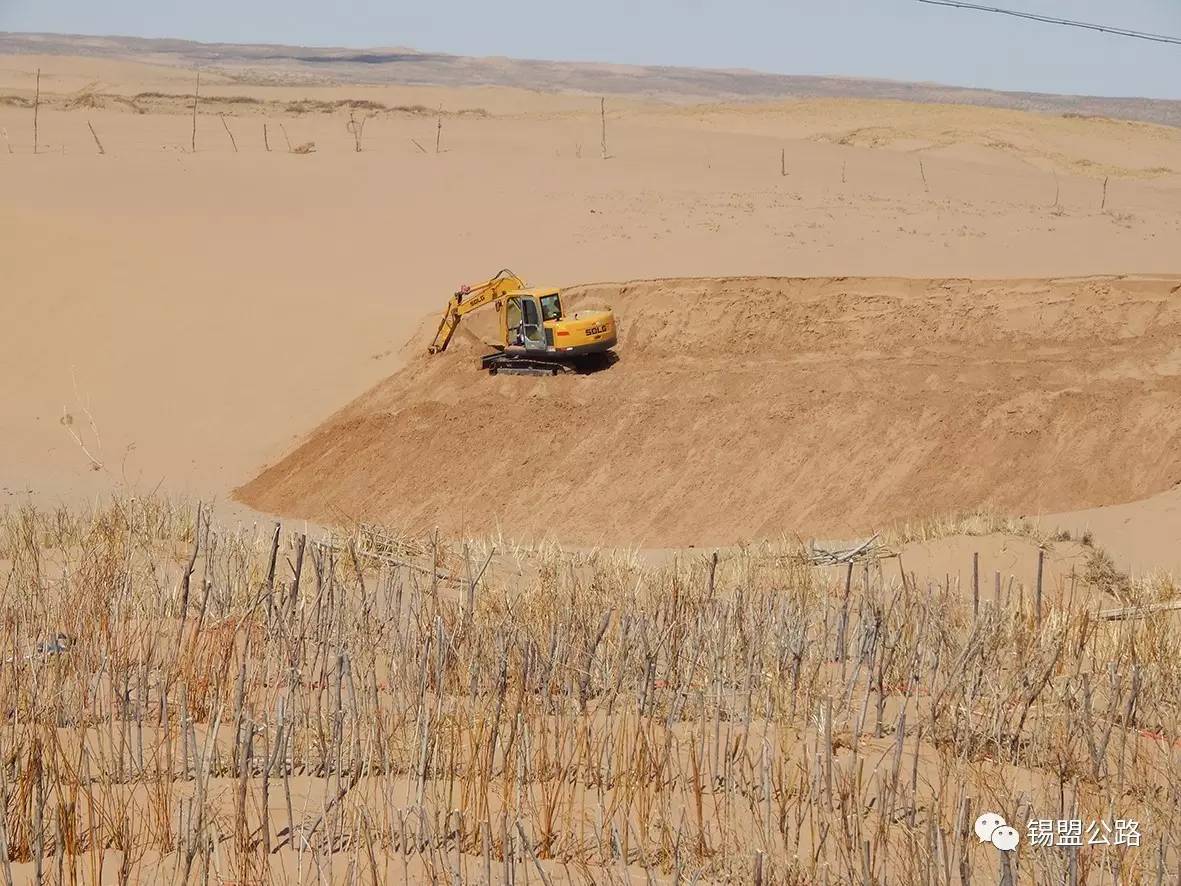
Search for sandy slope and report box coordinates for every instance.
[3,51,1181,560]
[237,275,1181,547]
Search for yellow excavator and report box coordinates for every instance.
[428,269,618,376]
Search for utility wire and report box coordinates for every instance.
[916,0,1181,46]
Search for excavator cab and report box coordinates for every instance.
[503,295,547,351]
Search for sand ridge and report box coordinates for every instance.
[237,274,1181,546]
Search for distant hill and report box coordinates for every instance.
[3,31,1181,126]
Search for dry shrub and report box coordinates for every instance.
[1084,546,1132,599]
[0,495,1177,883]
[65,92,104,110]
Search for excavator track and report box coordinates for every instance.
[481,352,577,377]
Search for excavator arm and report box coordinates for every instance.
[428,269,526,354]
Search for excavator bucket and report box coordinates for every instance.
[429,299,460,354]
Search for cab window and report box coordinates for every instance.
[505,299,522,331]
[540,294,563,322]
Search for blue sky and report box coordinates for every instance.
[3,0,1180,99]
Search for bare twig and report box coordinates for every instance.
[347,111,369,153]
[219,114,238,153]
[87,120,106,155]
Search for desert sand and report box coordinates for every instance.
[3,35,1181,886]
[4,49,1181,565]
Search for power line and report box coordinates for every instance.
[915,0,1181,46]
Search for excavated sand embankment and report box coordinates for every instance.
[237,275,1181,546]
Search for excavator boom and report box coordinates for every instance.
[428,269,526,354]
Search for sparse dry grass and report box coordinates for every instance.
[0,497,1178,883]
[885,509,1058,548]
[0,90,490,121]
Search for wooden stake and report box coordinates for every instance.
[0,742,14,886]
[33,68,40,155]
[972,552,979,624]
[842,160,847,184]
[1035,548,1045,628]
[780,147,786,176]
[191,70,200,153]
[919,158,929,192]
[87,120,105,155]
[1099,599,1181,620]
[32,741,43,886]
[600,96,609,159]
[219,114,238,153]
[279,123,293,152]
[999,848,1015,886]
[1101,175,1109,211]
[435,106,442,154]
[823,695,833,806]
[263,122,271,152]
[956,795,972,885]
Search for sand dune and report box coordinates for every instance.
[3,48,1181,566]
[237,275,1181,547]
